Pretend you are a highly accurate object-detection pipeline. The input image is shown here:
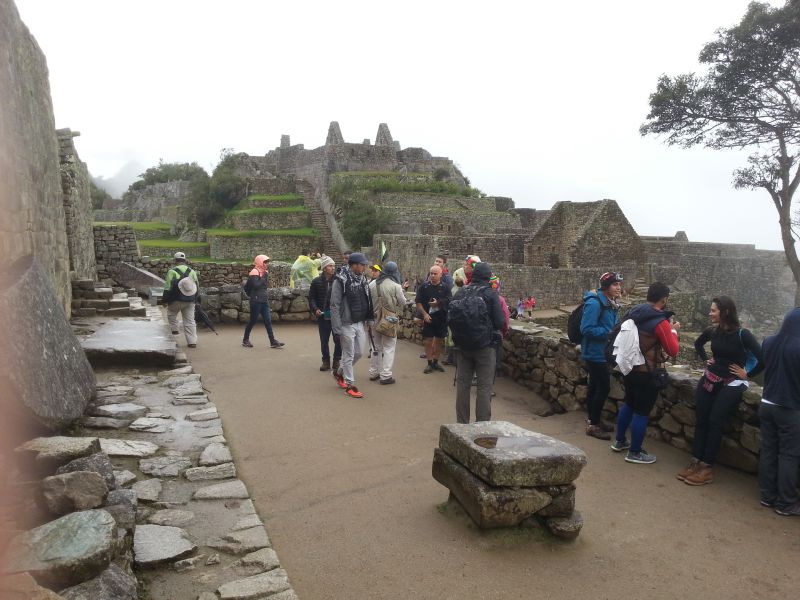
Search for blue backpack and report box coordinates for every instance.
[738,329,758,374]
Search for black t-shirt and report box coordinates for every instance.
[415,282,451,321]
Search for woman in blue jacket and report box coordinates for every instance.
[580,272,622,440]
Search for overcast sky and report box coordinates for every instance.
[15,0,786,250]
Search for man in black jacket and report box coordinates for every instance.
[309,256,341,371]
[450,262,505,423]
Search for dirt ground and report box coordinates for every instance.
[187,322,799,600]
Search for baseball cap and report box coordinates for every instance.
[174,252,187,260]
[348,252,370,265]
[599,272,623,288]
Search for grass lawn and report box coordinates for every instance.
[205,228,318,238]
[138,239,208,249]
[94,221,172,231]
[228,206,308,216]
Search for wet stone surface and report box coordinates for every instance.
[133,524,196,567]
[81,319,177,366]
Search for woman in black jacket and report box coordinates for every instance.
[677,296,763,486]
[759,307,800,516]
[242,255,285,349]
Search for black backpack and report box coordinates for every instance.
[567,294,607,344]
[603,318,628,364]
[166,266,197,303]
[448,285,494,350]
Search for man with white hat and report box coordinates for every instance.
[309,255,341,371]
[163,251,199,348]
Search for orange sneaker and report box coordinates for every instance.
[333,371,348,389]
[345,385,363,398]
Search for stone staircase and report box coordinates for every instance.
[296,179,344,263]
[71,279,146,318]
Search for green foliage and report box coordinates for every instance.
[340,198,394,248]
[208,148,246,213]
[640,0,800,303]
[128,161,207,192]
[228,206,308,215]
[138,239,209,249]
[433,167,450,181]
[205,228,318,238]
[89,180,112,209]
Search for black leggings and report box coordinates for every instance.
[585,361,610,425]
[692,382,745,465]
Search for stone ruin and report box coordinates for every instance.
[432,422,587,539]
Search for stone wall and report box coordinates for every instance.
[93,225,139,280]
[208,234,318,261]
[120,180,193,228]
[92,208,148,222]
[246,178,297,196]
[372,192,500,212]
[383,206,521,237]
[57,129,97,281]
[224,210,310,231]
[0,0,72,311]
[197,285,311,324]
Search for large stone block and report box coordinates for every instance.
[0,256,95,438]
[432,448,552,528]
[438,421,587,487]
[42,471,109,515]
[81,319,177,366]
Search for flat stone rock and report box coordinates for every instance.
[100,438,158,458]
[199,442,232,466]
[82,416,133,429]
[232,514,263,531]
[132,479,162,502]
[139,455,192,477]
[147,509,195,527]
[196,426,224,438]
[194,479,249,500]
[89,403,147,420]
[173,554,205,572]
[184,462,236,481]
[133,524,196,567]
[158,365,193,378]
[113,470,137,488]
[5,509,117,588]
[218,569,290,600]
[103,489,137,531]
[56,452,116,491]
[146,411,171,419]
[438,421,588,486]
[234,547,280,573]
[128,417,172,433]
[208,526,271,555]
[42,471,109,515]
[92,395,133,406]
[186,407,219,422]
[59,563,138,600]
[15,437,101,473]
[81,319,177,367]
[96,385,134,396]
[545,510,584,540]
[432,449,552,528]
[172,395,209,406]
[171,382,205,397]
[161,373,201,388]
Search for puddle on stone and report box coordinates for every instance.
[473,436,537,449]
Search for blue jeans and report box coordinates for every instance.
[243,301,275,342]
[318,318,341,362]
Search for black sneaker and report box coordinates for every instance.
[610,438,631,452]
[242,339,253,348]
[774,503,800,516]
[432,362,445,372]
[270,340,285,349]
[379,377,396,385]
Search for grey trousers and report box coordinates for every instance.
[455,346,496,424]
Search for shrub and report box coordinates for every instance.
[340,198,394,248]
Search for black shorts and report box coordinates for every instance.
[622,371,659,416]
[422,318,448,339]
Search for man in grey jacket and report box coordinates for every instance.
[330,252,373,398]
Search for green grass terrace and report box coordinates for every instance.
[205,228,318,238]
[227,206,308,216]
[93,221,172,232]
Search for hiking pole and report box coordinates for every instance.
[367,326,377,357]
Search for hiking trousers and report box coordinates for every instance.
[456,346,496,424]
[692,382,745,465]
[167,301,197,346]
[369,331,397,381]
[337,322,366,385]
[758,402,800,509]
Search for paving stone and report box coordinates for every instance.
[234,548,280,573]
[194,479,249,500]
[132,479,162,503]
[232,514,262,531]
[56,452,116,491]
[206,553,220,565]
[89,403,147,420]
[59,563,138,600]
[100,439,159,458]
[96,385,134,396]
[42,471,109,515]
[158,366,193,379]
[270,590,299,600]
[81,320,177,367]
[82,416,133,429]
[545,510,584,540]
[92,395,133,406]
[438,421,588,486]
[104,489,137,531]
[199,442,232,466]
[207,526,270,555]
[186,407,219,422]
[128,417,172,433]
[172,382,205,397]
[432,448,552,528]
[198,593,217,600]
[5,509,117,588]
[196,426,224,438]
[133,524,197,567]
[172,395,209,406]
[113,470,137,488]
[139,454,192,477]
[217,569,290,599]
[184,463,237,481]
[146,412,172,419]
[15,436,101,472]
[173,554,206,572]
[148,509,195,527]
[161,373,201,388]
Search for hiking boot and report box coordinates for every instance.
[242,339,254,348]
[369,374,380,381]
[586,425,611,441]
[684,464,713,486]
[333,371,348,389]
[625,450,657,464]
[379,377,396,385]
[320,359,331,371]
[432,362,445,372]
[610,438,631,452]
[423,364,434,374]
[345,385,363,398]
[676,458,701,482]
[270,340,285,349]
[774,503,800,516]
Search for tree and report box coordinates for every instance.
[208,148,246,212]
[127,160,207,192]
[341,198,394,248]
[89,180,112,210]
[640,1,800,305]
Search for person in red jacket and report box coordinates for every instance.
[611,282,680,464]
